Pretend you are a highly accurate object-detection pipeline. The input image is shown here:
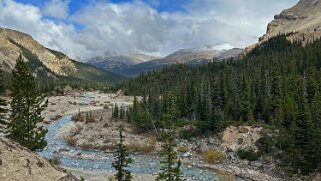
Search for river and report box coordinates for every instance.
[38,94,244,181]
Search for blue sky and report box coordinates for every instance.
[0,0,298,60]
[15,0,190,13]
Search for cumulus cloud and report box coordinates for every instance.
[43,0,70,19]
[0,0,299,60]
[70,1,168,58]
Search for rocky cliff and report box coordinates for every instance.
[259,0,321,44]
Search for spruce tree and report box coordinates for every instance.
[0,67,7,134]
[7,55,48,150]
[113,105,119,119]
[112,129,133,181]
[156,131,185,181]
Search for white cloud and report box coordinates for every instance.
[43,0,70,19]
[0,0,299,60]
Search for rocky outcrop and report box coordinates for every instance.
[222,126,263,152]
[0,137,76,181]
[259,0,321,44]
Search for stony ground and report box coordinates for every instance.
[42,91,134,124]
[0,137,77,181]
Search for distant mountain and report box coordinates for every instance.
[88,44,242,77]
[258,0,321,45]
[0,27,124,83]
[87,53,160,76]
[120,46,242,77]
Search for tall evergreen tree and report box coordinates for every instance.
[156,131,185,181]
[7,55,47,150]
[112,129,133,181]
[113,105,120,119]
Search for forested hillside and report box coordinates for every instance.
[117,35,321,175]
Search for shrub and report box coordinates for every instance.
[203,150,225,164]
[72,111,84,122]
[237,149,259,161]
[85,112,95,123]
[127,137,156,153]
[256,132,274,155]
[179,128,198,141]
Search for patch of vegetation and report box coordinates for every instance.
[127,137,156,153]
[237,149,260,161]
[203,150,225,164]
[72,110,85,122]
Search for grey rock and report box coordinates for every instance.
[58,173,80,181]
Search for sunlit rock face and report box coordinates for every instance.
[260,0,321,44]
[0,27,77,76]
[221,126,263,152]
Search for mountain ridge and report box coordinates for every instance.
[88,46,242,77]
[0,27,124,83]
[259,0,321,44]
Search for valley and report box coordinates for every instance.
[1,0,321,181]
[38,91,280,181]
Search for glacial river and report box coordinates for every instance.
[38,95,244,181]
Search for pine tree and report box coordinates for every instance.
[113,105,119,119]
[156,131,185,181]
[7,55,48,151]
[0,67,8,134]
[112,129,133,181]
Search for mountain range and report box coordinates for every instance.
[88,45,243,77]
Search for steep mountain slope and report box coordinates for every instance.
[0,27,124,83]
[259,0,321,44]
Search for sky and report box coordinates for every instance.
[0,0,299,60]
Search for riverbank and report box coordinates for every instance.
[42,91,283,181]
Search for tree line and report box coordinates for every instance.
[116,35,321,175]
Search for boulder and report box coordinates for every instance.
[221,126,263,152]
[197,142,209,154]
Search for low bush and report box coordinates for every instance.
[72,112,84,122]
[237,149,259,161]
[179,128,198,141]
[128,137,156,153]
[203,150,225,164]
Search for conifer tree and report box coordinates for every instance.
[7,55,48,150]
[156,131,185,181]
[113,105,119,119]
[0,67,7,134]
[112,129,133,181]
